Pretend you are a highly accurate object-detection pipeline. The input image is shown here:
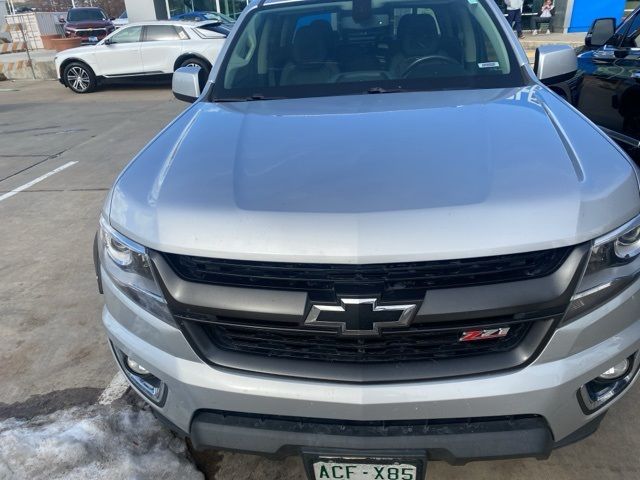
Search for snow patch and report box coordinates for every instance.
[0,404,203,480]
[97,373,129,405]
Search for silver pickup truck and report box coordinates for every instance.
[94,0,640,478]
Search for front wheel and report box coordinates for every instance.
[178,58,210,90]
[64,62,97,94]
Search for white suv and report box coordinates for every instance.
[55,21,229,93]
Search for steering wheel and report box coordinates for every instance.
[401,55,460,78]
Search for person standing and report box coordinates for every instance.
[532,0,555,35]
[505,0,525,39]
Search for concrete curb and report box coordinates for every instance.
[517,32,585,51]
[0,59,31,74]
[0,51,57,80]
[520,39,583,50]
[0,42,26,54]
[0,60,57,80]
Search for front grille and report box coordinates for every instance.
[76,29,106,37]
[199,318,532,364]
[163,247,571,302]
[160,246,577,381]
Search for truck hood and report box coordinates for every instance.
[109,86,640,263]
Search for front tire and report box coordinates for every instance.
[178,58,210,90]
[64,62,96,94]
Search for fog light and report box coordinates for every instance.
[578,354,638,413]
[111,344,167,406]
[597,359,630,381]
[126,357,150,375]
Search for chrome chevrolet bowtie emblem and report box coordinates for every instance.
[304,298,417,336]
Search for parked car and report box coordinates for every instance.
[61,7,115,44]
[171,10,234,24]
[113,10,129,29]
[95,0,640,477]
[576,8,640,155]
[55,21,227,93]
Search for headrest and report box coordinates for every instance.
[293,25,329,64]
[311,19,333,39]
[397,14,440,57]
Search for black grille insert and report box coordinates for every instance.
[194,409,545,437]
[197,318,532,364]
[76,29,106,37]
[163,247,571,302]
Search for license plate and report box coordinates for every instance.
[88,36,98,42]
[312,460,420,480]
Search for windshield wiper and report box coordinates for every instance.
[366,86,405,94]
[215,94,282,102]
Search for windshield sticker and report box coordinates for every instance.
[468,0,478,4]
[478,62,500,68]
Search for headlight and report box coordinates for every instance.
[615,225,640,258]
[565,214,640,322]
[98,217,174,324]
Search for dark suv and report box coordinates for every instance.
[577,8,640,156]
[62,7,115,44]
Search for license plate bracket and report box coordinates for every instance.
[302,451,426,480]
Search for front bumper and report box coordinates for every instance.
[102,272,640,462]
[162,409,605,463]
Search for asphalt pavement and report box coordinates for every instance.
[1,79,639,480]
[0,80,183,409]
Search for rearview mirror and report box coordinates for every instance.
[173,66,202,103]
[586,17,616,49]
[534,44,577,85]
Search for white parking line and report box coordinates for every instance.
[0,161,78,203]
[98,372,130,405]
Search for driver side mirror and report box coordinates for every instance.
[58,16,66,23]
[104,37,113,45]
[534,44,577,85]
[173,66,202,103]
[586,17,616,49]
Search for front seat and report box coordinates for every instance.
[280,25,339,86]
[390,14,442,77]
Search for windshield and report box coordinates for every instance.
[213,0,523,101]
[67,9,107,22]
